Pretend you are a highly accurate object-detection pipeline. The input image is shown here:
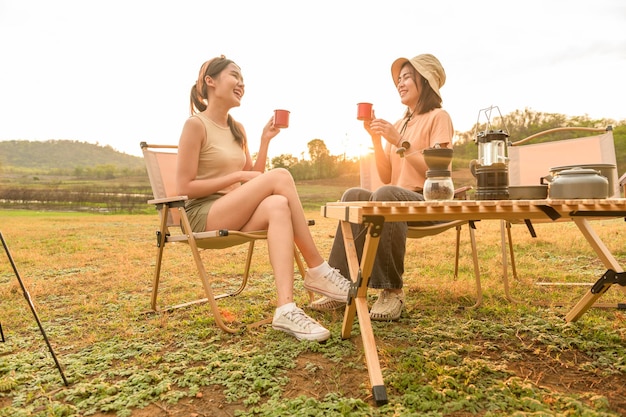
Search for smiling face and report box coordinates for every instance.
[207,62,245,108]
[396,63,422,110]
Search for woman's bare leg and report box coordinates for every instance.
[206,169,324,268]
[246,194,295,306]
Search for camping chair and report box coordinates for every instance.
[501,126,622,304]
[140,142,310,333]
[360,153,482,308]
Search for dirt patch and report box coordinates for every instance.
[84,338,625,417]
[88,385,244,417]
[282,352,368,400]
[0,397,11,409]
[84,351,368,417]
[508,349,626,415]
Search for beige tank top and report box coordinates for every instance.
[193,113,246,194]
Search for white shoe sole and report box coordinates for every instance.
[272,324,331,342]
[303,281,348,302]
[309,297,346,311]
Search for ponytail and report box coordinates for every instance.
[190,56,245,147]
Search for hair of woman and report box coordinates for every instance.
[189,55,246,147]
[402,62,442,119]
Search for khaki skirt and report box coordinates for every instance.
[185,194,223,233]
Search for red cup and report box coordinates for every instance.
[357,102,373,120]
[274,109,290,128]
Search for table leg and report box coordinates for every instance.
[340,221,359,339]
[565,218,626,322]
[340,219,388,406]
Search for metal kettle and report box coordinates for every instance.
[543,167,609,199]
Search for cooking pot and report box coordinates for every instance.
[548,164,616,197]
[542,167,609,199]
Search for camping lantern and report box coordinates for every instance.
[471,129,510,200]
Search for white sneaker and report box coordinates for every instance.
[304,267,351,301]
[309,296,346,311]
[272,306,331,342]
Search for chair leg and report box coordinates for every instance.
[178,208,240,334]
[454,225,461,279]
[506,221,519,281]
[294,247,305,278]
[451,223,481,308]
[500,220,520,303]
[151,205,171,311]
[468,224,482,308]
[218,240,255,299]
[151,243,165,311]
[293,248,315,304]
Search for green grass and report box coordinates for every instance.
[0,208,625,416]
[295,175,360,209]
[0,211,92,218]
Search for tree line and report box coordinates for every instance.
[269,109,624,180]
[453,109,625,175]
[0,109,623,213]
[269,138,359,181]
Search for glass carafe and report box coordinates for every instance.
[423,146,454,201]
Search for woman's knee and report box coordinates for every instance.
[268,168,295,186]
[341,187,371,202]
[372,185,402,201]
[373,185,422,202]
[263,194,290,214]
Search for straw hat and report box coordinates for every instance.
[391,54,446,99]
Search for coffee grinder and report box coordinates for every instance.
[423,144,454,200]
[471,129,510,200]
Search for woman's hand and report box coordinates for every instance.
[240,170,263,183]
[368,115,401,145]
[260,116,280,145]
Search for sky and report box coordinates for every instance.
[1,0,625,160]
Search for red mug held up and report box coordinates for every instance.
[274,109,290,128]
[356,102,373,120]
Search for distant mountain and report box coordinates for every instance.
[0,140,144,171]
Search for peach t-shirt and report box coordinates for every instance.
[384,108,453,191]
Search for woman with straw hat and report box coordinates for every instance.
[313,54,453,321]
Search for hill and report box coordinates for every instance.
[0,140,144,171]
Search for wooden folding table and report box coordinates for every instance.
[321,198,626,405]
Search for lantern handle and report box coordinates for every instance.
[473,105,510,143]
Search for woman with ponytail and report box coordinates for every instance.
[176,56,351,342]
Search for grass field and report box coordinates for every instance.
[1,190,625,416]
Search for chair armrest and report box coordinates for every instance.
[148,195,189,205]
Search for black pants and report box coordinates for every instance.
[328,186,436,289]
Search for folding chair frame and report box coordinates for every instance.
[407,218,482,308]
[141,142,308,334]
[500,126,625,308]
